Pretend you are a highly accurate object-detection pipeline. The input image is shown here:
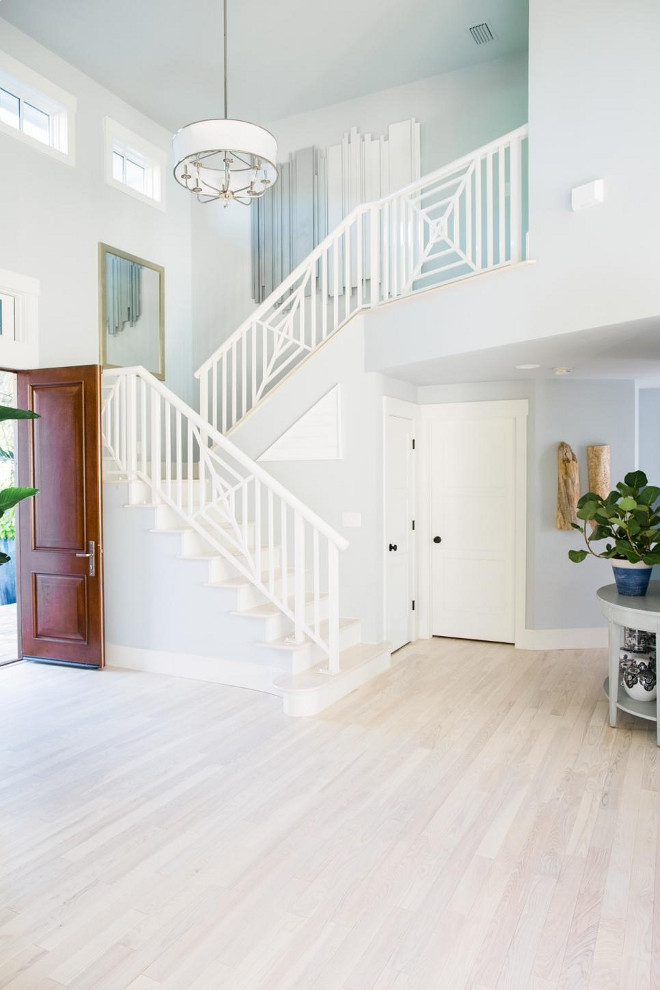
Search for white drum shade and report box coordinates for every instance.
[172,118,278,203]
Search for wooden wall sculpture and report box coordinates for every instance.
[251,120,421,303]
[556,441,580,530]
[587,444,611,499]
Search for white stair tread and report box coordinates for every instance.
[274,641,391,693]
[206,567,295,589]
[260,617,361,651]
[235,592,328,618]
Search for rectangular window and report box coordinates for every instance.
[104,118,165,209]
[0,51,75,163]
[0,88,19,130]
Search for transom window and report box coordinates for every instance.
[0,51,75,162]
[112,150,147,194]
[0,87,50,145]
[104,118,165,209]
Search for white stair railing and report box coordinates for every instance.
[102,366,348,673]
[196,126,528,433]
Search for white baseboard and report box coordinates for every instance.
[516,627,608,651]
[105,643,281,695]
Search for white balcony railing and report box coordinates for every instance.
[196,126,529,433]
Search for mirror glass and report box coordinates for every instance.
[99,244,164,379]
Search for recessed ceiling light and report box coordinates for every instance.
[554,367,571,375]
[514,363,541,370]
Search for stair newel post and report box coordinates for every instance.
[509,133,523,264]
[127,372,138,480]
[150,387,161,499]
[293,513,306,645]
[327,542,340,675]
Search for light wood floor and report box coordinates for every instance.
[0,640,658,990]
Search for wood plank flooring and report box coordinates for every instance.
[0,639,657,989]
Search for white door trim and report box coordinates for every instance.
[382,397,419,646]
[418,399,528,646]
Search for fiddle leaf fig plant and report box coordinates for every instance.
[0,403,39,566]
[568,470,660,566]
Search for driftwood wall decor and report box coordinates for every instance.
[556,441,581,530]
[587,444,611,499]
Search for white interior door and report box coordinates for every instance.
[384,409,415,651]
[430,410,516,643]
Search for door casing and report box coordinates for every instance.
[382,397,418,649]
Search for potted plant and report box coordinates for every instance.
[568,470,660,596]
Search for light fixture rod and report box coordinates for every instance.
[223,0,228,119]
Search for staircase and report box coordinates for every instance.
[102,127,528,714]
[196,126,528,433]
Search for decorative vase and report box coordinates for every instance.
[620,650,657,702]
[624,626,656,654]
[612,560,653,597]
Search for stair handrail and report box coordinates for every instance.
[104,365,348,552]
[194,124,529,381]
[102,365,348,673]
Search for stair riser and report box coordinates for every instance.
[258,621,362,674]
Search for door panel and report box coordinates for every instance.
[17,365,104,667]
[385,412,415,651]
[430,414,515,643]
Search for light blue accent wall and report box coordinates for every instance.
[531,379,637,629]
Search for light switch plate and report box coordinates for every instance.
[342,512,362,528]
[571,179,605,212]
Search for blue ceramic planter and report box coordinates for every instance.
[612,563,652,597]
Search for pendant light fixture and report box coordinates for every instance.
[172,0,278,206]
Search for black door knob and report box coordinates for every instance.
[388,543,398,552]
[433,536,442,544]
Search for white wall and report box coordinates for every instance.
[190,52,529,373]
[365,0,660,378]
[0,19,193,402]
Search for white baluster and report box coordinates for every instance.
[509,135,523,263]
[293,513,305,644]
[327,543,339,674]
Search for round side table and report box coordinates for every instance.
[597,582,660,746]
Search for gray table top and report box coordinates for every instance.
[597,582,660,615]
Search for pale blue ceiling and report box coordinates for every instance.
[0,0,528,128]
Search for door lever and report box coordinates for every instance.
[76,541,96,577]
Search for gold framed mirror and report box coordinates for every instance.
[99,243,165,380]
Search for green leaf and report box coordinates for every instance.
[568,549,589,563]
[617,482,633,496]
[577,491,603,508]
[625,470,648,489]
[592,525,612,541]
[577,501,599,521]
[642,552,660,565]
[0,552,11,566]
[619,497,638,512]
[0,405,39,422]
[0,487,38,514]
[570,522,583,531]
[639,486,660,506]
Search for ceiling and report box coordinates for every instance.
[0,0,528,129]
[382,318,660,387]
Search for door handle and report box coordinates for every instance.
[433,536,442,544]
[388,543,398,552]
[75,540,96,577]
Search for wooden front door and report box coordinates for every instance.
[17,365,105,667]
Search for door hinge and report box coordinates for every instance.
[411,519,415,531]
[411,438,416,450]
[412,600,416,611]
